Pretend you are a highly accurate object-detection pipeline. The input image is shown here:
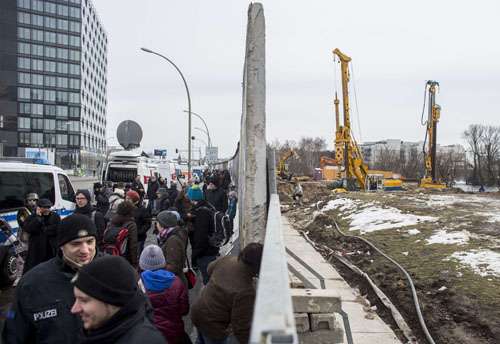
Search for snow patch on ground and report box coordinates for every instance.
[322,198,359,212]
[347,206,437,234]
[408,229,421,235]
[450,250,500,277]
[426,230,471,245]
[425,195,481,207]
[481,212,500,223]
[323,197,438,234]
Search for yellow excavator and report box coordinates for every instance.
[331,48,402,191]
[420,80,446,189]
[277,149,299,180]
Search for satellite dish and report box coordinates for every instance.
[116,120,143,150]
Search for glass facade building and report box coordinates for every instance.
[0,0,107,172]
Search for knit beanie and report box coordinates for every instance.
[157,210,178,228]
[139,245,166,271]
[58,214,97,247]
[126,190,140,203]
[76,189,91,202]
[72,256,137,306]
[187,185,203,201]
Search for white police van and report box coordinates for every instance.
[0,160,76,284]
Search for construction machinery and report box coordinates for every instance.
[330,48,402,191]
[277,149,299,180]
[420,81,446,189]
[332,48,371,190]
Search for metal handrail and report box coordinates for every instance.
[250,149,298,343]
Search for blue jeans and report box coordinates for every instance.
[196,255,217,285]
[196,330,228,344]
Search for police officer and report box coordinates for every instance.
[6,214,101,343]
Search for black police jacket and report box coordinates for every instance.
[9,252,103,343]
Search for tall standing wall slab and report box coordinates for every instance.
[238,3,267,247]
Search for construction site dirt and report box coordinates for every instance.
[279,181,500,344]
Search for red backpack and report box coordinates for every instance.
[102,223,129,256]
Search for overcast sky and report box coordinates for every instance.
[93,0,500,157]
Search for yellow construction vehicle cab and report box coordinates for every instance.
[420,81,446,189]
[277,149,299,180]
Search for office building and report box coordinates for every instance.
[0,0,107,173]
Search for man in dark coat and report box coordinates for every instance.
[126,190,152,254]
[7,214,101,343]
[191,243,263,344]
[205,178,228,213]
[186,185,219,284]
[74,189,106,244]
[22,198,60,274]
[152,188,171,217]
[132,175,146,200]
[147,176,160,211]
[167,181,179,207]
[93,182,110,215]
[71,256,166,344]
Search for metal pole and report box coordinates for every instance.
[183,110,211,147]
[141,47,192,177]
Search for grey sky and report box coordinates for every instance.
[93,0,500,157]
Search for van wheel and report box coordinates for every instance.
[0,253,17,287]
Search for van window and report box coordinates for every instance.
[58,174,75,202]
[107,167,137,183]
[0,172,55,211]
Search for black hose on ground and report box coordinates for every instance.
[330,219,436,344]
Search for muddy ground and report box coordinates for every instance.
[279,181,500,344]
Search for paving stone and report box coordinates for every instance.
[292,289,342,314]
[310,313,336,331]
[299,329,344,344]
[295,313,310,333]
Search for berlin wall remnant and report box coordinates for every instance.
[238,3,267,247]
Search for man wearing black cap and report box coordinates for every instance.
[8,214,102,343]
[22,198,60,273]
[71,255,165,343]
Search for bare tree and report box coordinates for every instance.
[463,124,485,185]
[480,126,500,186]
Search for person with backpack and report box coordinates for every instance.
[186,185,219,285]
[103,201,138,268]
[139,245,190,344]
[74,189,106,244]
[126,190,152,255]
[106,182,125,222]
[156,211,188,286]
[205,177,228,213]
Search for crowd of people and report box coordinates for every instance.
[2,169,264,344]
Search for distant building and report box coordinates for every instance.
[360,139,465,167]
[0,0,107,173]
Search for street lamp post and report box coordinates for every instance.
[194,127,210,148]
[141,47,192,177]
[183,110,211,148]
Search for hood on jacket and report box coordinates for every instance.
[141,269,176,292]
